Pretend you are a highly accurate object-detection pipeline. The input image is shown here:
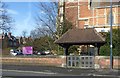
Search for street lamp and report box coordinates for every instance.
[110,0,113,69]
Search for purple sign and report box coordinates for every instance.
[22,46,33,54]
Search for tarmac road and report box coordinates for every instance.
[1,64,120,78]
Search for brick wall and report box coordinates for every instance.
[95,56,120,69]
[65,3,78,27]
[64,0,120,29]
[2,56,120,69]
[2,56,66,67]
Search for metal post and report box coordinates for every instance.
[64,47,68,68]
[110,0,113,69]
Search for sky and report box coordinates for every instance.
[2,0,59,37]
[5,2,39,36]
[3,0,120,37]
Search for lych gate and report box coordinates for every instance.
[55,28,106,68]
[67,56,95,68]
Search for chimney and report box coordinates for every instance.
[8,32,12,38]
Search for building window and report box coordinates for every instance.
[9,41,12,46]
[107,12,115,25]
[88,0,92,9]
[14,42,16,46]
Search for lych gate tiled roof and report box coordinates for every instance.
[55,28,105,44]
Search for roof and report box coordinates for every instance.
[55,28,105,45]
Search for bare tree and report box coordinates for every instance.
[22,30,27,37]
[0,1,14,32]
[35,2,58,40]
[30,29,38,39]
[35,2,73,40]
[30,27,52,39]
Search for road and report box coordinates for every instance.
[1,64,120,78]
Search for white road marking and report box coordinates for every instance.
[92,74,120,78]
[1,69,120,77]
[77,73,120,78]
[2,69,57,75]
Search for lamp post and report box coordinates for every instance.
[110,0,113,69]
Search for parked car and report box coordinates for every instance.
[40,50,51,55]
[16,50,23,55]
[33,50,51,55]
[40,51,47,55]
[44,50,51,55]
[37,52,41,55]
[10,49,23,56]
[10,49,17,56]
[33,51,40,55]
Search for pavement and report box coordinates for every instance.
[1,64,120,78]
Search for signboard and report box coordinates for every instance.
[22,46,33,55]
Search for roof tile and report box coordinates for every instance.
[55,28,105,44]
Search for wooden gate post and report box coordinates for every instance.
[64,45,70,68]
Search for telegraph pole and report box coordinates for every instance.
[110,0,113,69]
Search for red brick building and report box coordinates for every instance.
[1,32,20,48]
[58,0,120,56]
[59,0,120,32]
